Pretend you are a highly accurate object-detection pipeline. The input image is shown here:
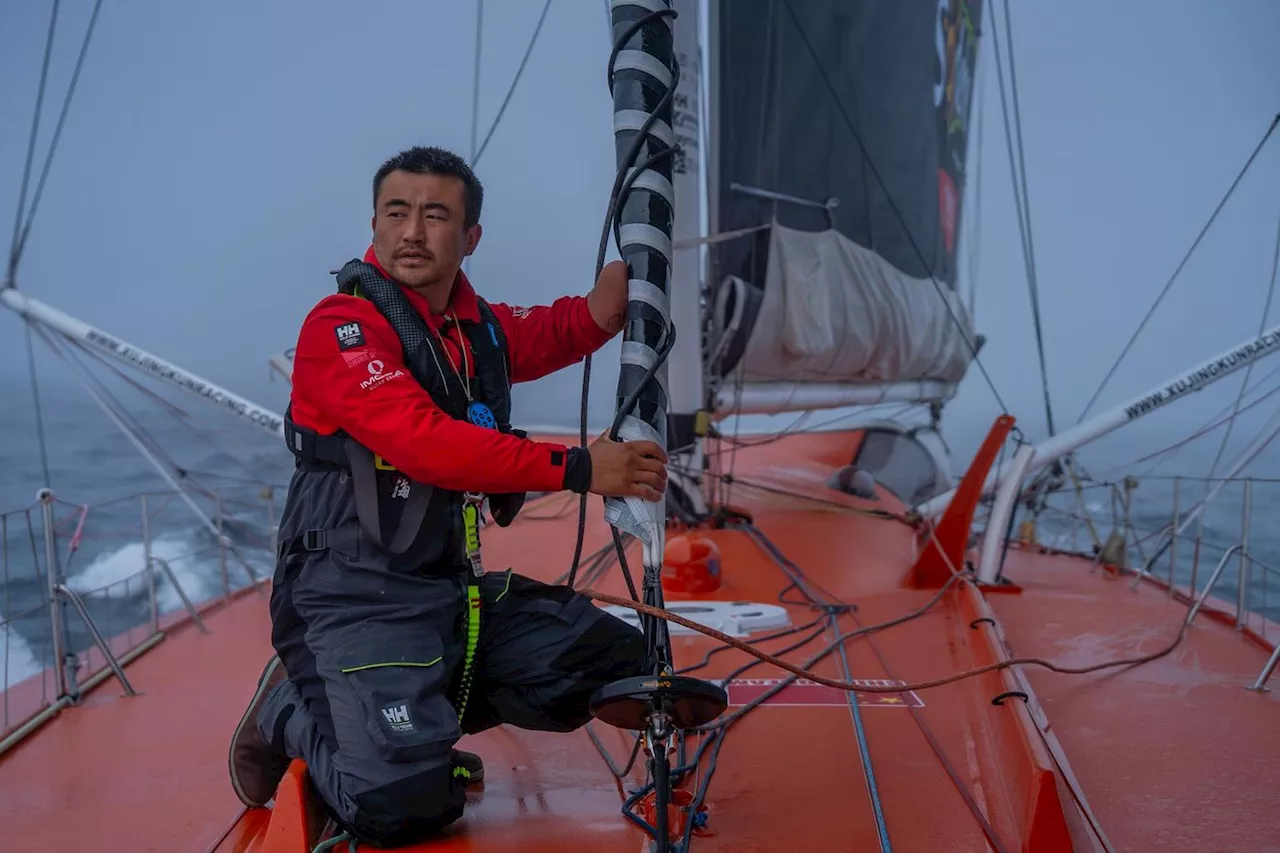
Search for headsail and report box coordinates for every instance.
[707,0,984,396]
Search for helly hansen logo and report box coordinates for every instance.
[335,322,366,351]
[381,703,415,733]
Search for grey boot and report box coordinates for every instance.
[228,656,292,808]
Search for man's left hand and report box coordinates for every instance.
[587,260,628,335]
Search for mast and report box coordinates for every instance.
[667,0,704,425]
[667,0,708,510]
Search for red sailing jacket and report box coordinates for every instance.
[289,246,612,494]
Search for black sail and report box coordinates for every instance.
[708,0,984,387]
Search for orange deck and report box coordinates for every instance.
[989,550,1280,852]
[2,430,1278,852]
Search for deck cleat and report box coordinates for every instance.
[589,673,728,732]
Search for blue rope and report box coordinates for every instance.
[311,831,353,852]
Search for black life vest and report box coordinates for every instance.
[281,258,525,573]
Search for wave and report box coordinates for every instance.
[68,533,228,613]
[1,627,40,687]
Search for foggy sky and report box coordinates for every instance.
[3,0,1280,478]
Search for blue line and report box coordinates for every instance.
[834,625,892,852]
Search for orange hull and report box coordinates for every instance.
[2,429,1278,852]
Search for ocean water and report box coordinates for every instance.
[0,383,292,688]
[4,378,1280,692]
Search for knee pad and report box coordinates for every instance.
[348,765,465,847]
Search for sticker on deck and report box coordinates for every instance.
[723,678,924,708]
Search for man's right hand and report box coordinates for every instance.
[587,432,669,501]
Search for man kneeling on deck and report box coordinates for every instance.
[227,146,662,847]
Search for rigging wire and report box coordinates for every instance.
[6,0,60,285]
[1000,0,1048,422]
[33,323,273,557]
[11,0,65,495]
[701,8,790,509]
[35,325,265,584]
[717,356,751,509]
[47,331,197,485]
[1076,111,1280,424]
[659,529,1011,852]
[964,33,986,324]
[467,0,484,165]
[990,0,1055,436]
[709,402,924,452]
[850,605,1012,853]
[472,0,555,166]
[1203,199,1280,484]
[833,616,892,852]
[10,0,106,501]
[1082,357,1280,479]
[584,721,643,779]
[13,0,106,268]
[67,332,273,488]
[779,0,1009,415]
[718,5,780,507]
[23,320,54,491]
[1137,367,1280,474]
[581,495,1001,841]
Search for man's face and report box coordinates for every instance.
[371,170,480,291]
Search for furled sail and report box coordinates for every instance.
[707,0,984,391]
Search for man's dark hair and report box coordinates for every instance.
[372,146,484,229]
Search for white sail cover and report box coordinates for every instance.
[725,223,978,385]
[709,1,986,392]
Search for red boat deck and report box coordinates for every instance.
[989,550,1280,852]
[1,430,1278,852]
[0,585,273,853]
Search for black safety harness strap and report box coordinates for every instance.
[345,442,433,556]
[277,522,362,562]
[284,405,347,467]
[338,260,469,419]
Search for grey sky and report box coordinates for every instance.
[2,0,1279,476]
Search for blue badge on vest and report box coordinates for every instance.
[468,401,497,430]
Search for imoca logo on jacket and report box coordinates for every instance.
[360,358,404,391]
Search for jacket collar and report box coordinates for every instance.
[362,245,482,327]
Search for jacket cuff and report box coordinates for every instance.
[561,445,593,494]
